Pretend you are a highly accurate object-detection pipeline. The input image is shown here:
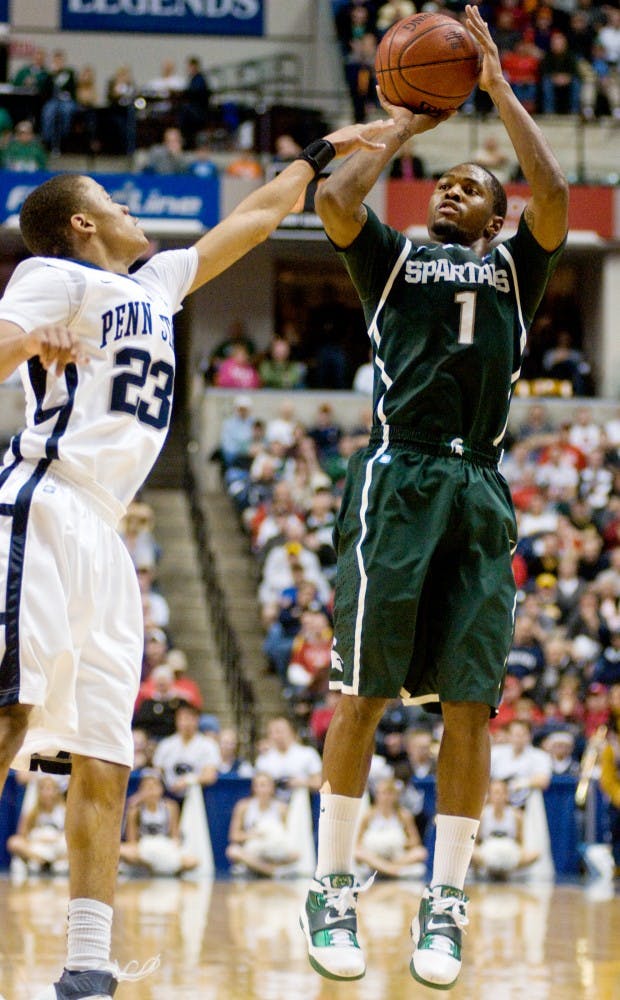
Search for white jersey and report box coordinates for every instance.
[0,249,198,512]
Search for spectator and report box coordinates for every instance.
[40,49,77,155]
[258,336,306,389]
[153,703,221,798]
[136,558,170,631]
[226,771,299,877]
[7,776,68,880]
[119,769,198,875]
[188,131,218,179]
[218,394,255,471]
[472,779,540,880]
[336,0,378,57]
[490,720,553,809]
[132,665,189,741]
[540,31,581,114]
[76,64,97,108]
[1,119,47,172]
[355,776,428,879]
[254,715,322,799]
[506,614,546,695]
[142,58,186,99]
[376,1,417,36]
[105,65,137,154]
[500,28,543,114]
[258,525,332,627]
[179,56,211,148]
[12,47,50,95]
[542,730,580,776]
[542,331,591,394]
[142,126,187,175]
[345,29,380,122]
[218,726,254,778]
[597,9,620,83]
[164,648,204,711]
[286,606,334,697]
[142,626,170,679]
[119,499,160,570]
[214,343,261,389]
[591,629,620,687]
[263,578,328,681]
[307,402,342,460]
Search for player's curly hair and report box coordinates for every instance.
[19,173,90,258]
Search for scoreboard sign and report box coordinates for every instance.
[61,0,264,36]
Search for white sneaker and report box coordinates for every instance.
[410,884,469,990]
[300,872,373,981]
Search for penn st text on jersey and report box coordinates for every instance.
[99,301,174,349]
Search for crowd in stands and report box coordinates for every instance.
[1,2,617,177]
[332,1,620,126]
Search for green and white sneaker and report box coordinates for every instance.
[410,884,469,990]
[300,873,373,981]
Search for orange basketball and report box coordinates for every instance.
[375,13,481,114]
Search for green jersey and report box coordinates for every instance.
[340,207,565,452]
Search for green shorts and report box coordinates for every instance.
[330,436,518,711]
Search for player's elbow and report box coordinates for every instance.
[314,181,346,223]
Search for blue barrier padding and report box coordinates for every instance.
[203,776,252,875]
[0,770,609,877]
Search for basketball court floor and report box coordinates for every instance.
[0,876,618,1000]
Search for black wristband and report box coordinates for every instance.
[297,138,336,176]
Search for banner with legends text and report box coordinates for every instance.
[61,0,264,37]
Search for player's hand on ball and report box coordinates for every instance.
[324,118,395,156]
[25,324,89,374]
[376,87,455,135]
[464,4,504,94]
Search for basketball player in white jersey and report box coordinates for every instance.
[0,117,392,1000]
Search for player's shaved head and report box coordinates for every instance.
[20,173,91,258]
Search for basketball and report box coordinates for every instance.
[375,13,481,115]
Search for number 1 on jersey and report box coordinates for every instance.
[455,290,477,345]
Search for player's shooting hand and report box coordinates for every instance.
[324,118,394,156]
[24,324,89,374]
[464,4,504,95]
[376,87,454,137]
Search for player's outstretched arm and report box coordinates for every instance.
[465,4,568,251]
[187,119,393,293]
[0,319,88,382]
[314,91,452,249]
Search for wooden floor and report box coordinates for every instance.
[0,876,619,1000]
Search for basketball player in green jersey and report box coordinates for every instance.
[300,5,568,991]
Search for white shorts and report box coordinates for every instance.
[0,459,143,769]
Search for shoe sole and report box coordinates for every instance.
[298,913,365,982]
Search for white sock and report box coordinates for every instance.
[315,792,363,879]
[431,814,480,891]
[66,897,113,972]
